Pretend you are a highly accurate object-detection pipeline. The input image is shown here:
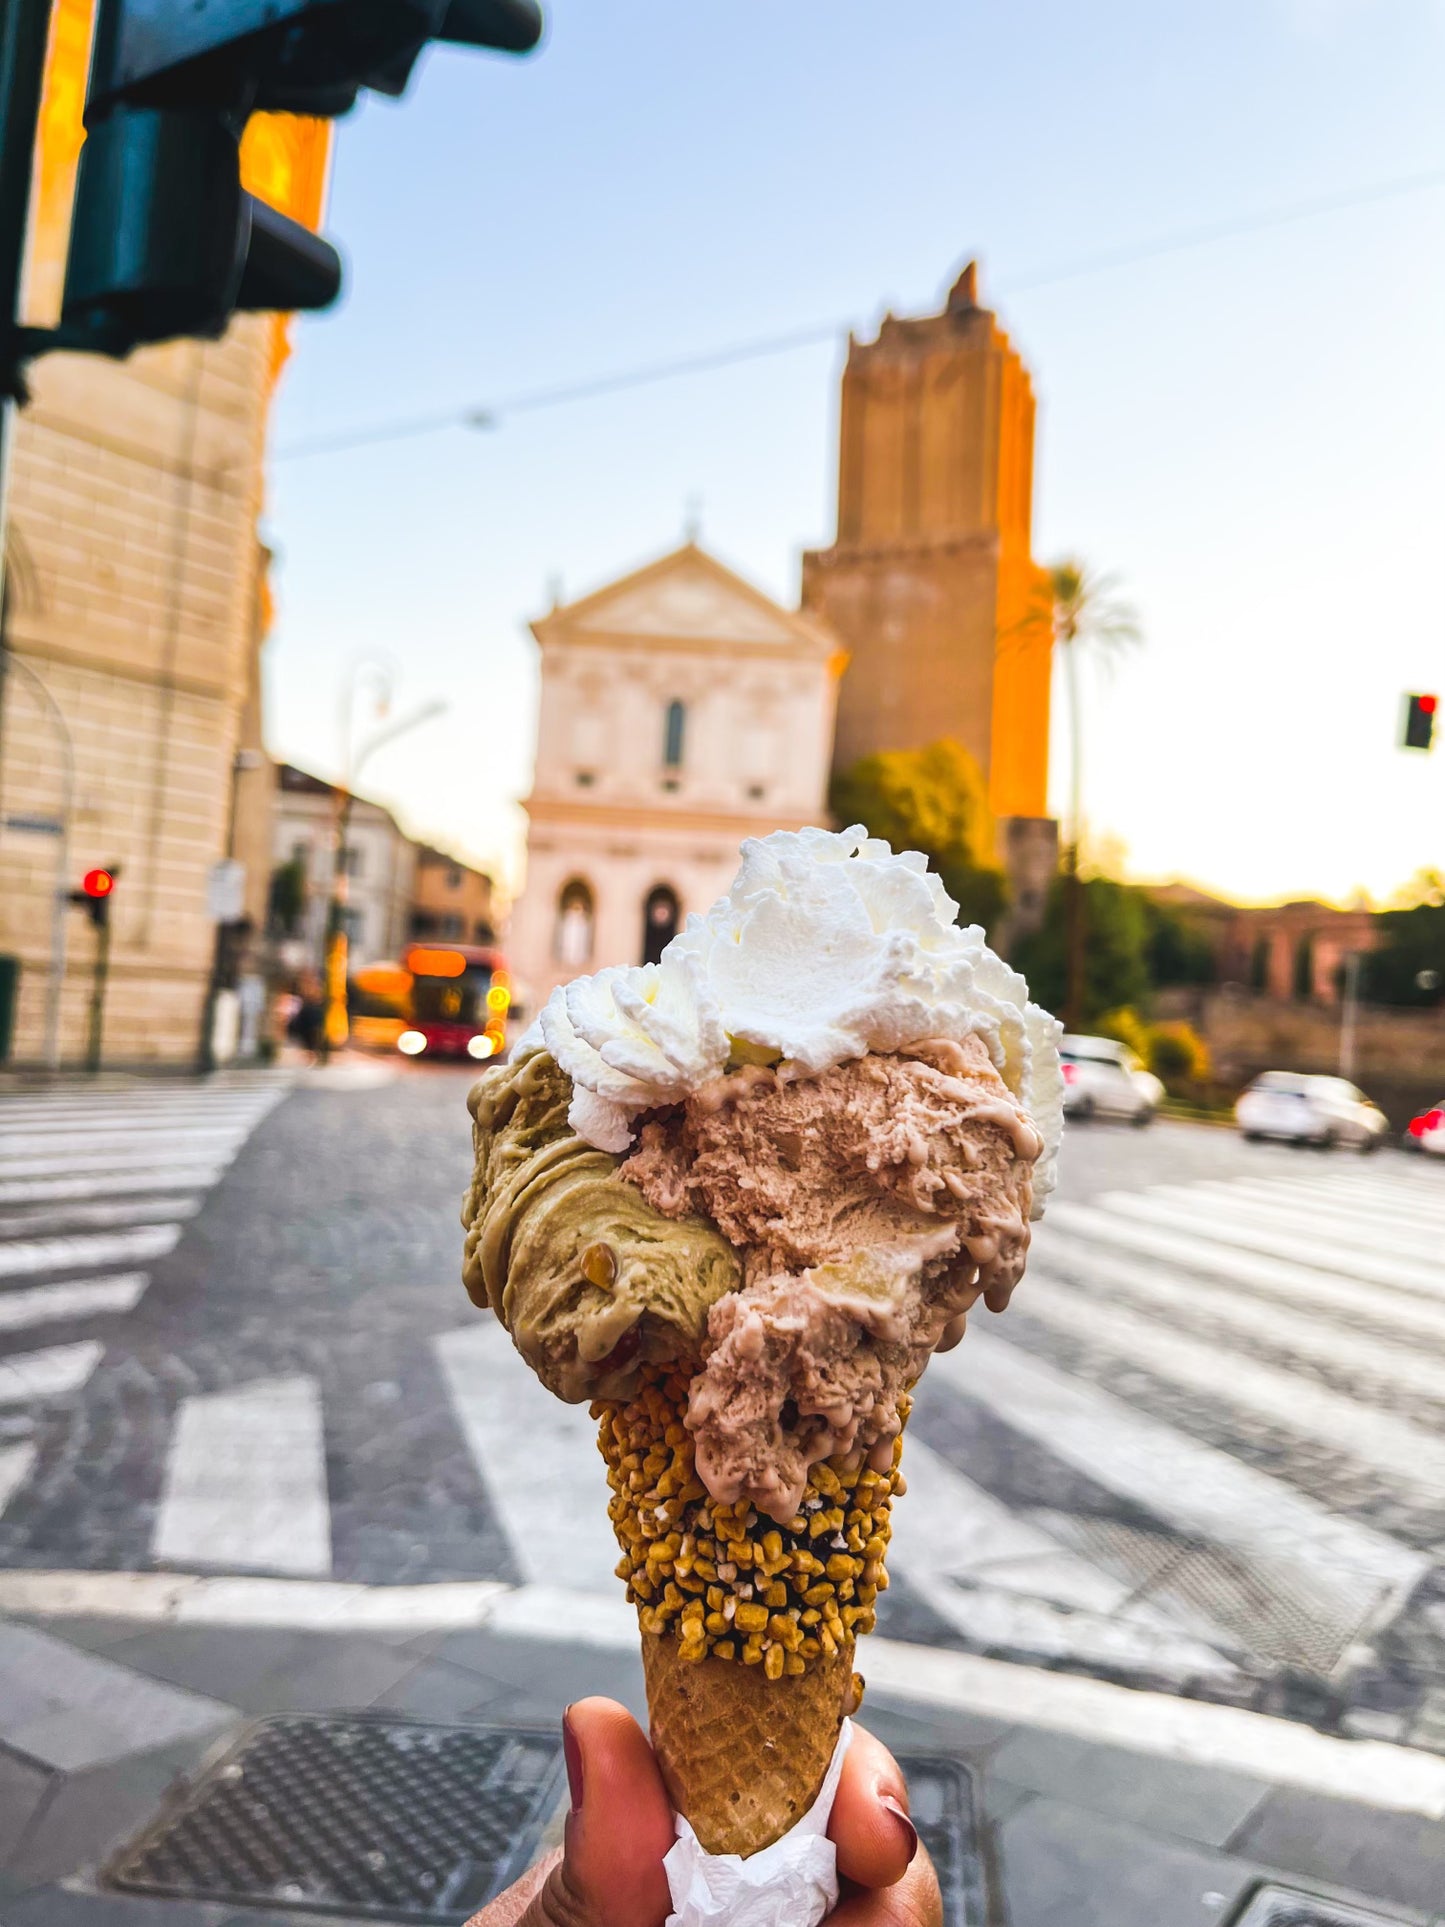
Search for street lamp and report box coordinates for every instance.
[320,686,446,1058]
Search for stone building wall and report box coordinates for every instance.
[0,325,276,1066]
[1157,987,1445,1124]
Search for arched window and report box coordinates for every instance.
[662,699,686,769]
[555,878,595,969]
[642,884,680,966]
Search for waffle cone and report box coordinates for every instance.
[643,1630,856,1855]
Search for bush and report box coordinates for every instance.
[1146,1020,1210,1092]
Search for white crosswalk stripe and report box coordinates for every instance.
[1043,1200,1445,1314]
[0,1074,292,1528]
[0,1340,103,1406]
[0,1197,200,1237]
[1033,1241,1445,1397]
[1081,1191,1445,1299]
[0,1223,180,1279]
[1156,1179,1445,1264]
[434,1320,621,1596]
[153,1375,331,1577]
[0,1272,149,1333]
[1021,1273,1445,1500]
[0,1166,228,1204]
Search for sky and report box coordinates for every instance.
[262,0,1445,908]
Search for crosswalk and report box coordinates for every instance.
[0,1074,293,1548]
[1,1088,1442,1734]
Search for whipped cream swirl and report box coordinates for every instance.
[536,826,1064,1209]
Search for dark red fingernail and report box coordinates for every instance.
[880,1792,918,1865]
[563,1707,583,1814]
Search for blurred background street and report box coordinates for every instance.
[1,1063,1441,1759]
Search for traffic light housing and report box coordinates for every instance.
[70,867,118,930]
[1403,693,1437,752]
[44,0,542,359]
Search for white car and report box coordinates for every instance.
[1235,1072,1389,1150]
[1404,1102,1445,1156]
[1061,1034,1164,1125]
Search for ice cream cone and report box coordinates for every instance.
[642,1629,857,1855]
[596,1365,885,1854]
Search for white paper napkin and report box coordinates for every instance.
[662,1719,855,1927]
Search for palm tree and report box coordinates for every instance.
[1043,558,1141,1028]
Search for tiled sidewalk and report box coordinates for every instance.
[0,1609,1441,1927]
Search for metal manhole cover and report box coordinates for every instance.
[104,1715,566,1923]
[895,1755,986,1927]
[104,1718,985,1925]
[1228,1883,1421,1927]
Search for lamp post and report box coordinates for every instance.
[1339,952,1363,1081]
[319,682,445,1060]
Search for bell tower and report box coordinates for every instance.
[802,263,1053,830]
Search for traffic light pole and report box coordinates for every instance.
[86,909,111,1073]
[0,0,53,644]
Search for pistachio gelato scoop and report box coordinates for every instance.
[462,1049,741,1402]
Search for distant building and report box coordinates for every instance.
[1146,882,1378,1006]
[410,846,499,946]
[802,261,1056,930]
[509,543,841,1019]
[271,765,416,968]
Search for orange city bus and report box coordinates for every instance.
[397,943,511,1062]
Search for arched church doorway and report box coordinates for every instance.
[555,877,595,969]
[642,884,680,966]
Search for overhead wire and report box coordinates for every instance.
[272,162,1445,464]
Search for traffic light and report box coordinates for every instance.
[1403,693,1437,752]
[27,0,543,363]
[70,867,117,930]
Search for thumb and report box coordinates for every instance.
[524,1698,675,1927]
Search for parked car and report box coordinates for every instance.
[1235,1072,1389,1150]
[1060,1034,1165,1125]
[1404,1102,1445,1156]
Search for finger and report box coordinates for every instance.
[527,1698,674,1927]
[828,1725,919,1890]
[829,1845,943,1927]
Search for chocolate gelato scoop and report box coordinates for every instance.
[621,1036,1041,1519]
[463,1051,741,1402]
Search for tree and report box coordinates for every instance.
[1365,872,1445,1007]
[1011,874,1151,1025]
[1139,896,1215,989]
[830,739,1007,932]
[1034,559,1142,1027]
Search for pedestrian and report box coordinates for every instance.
[465,1698,939,1927]
[288,970,326,1063]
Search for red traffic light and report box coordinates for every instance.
[81,868,116,899]
[1420,695,1439,717]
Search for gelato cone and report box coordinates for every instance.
[596,1365,880,1852]
[461,826,1064,1864]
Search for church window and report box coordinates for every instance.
[663,699,686,769]
[642,884,680,966]
[555,878,595,969]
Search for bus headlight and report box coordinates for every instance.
[467,1034,497,1060]
[398,1030,427,1056]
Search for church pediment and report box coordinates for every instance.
[537,544,832,654]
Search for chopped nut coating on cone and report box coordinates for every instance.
[595,1365,900,1674]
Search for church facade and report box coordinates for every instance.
[508,545,841,1020]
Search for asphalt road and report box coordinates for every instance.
[0,1061,1442,1752]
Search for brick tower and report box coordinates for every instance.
[802,263,1056,925]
